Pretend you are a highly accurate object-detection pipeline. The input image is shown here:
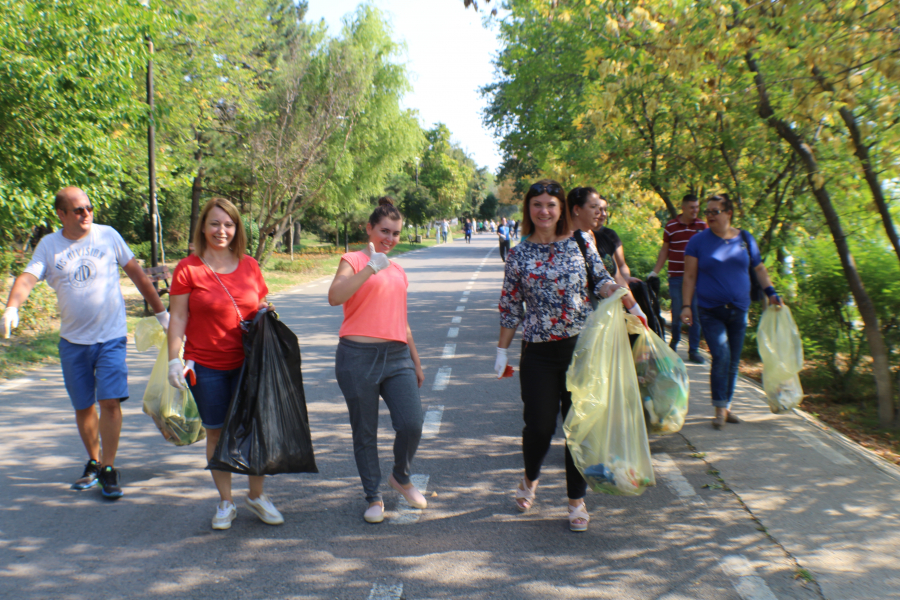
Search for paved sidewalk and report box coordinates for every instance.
[671,344,900,600]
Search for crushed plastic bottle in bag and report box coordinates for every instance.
[633,328,689,434]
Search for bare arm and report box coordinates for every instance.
[612,246,641,285]
[5,272,38,309]
[406,324,425,388]
[497,326,516,350]
[328,259,377,306]
[754,263,785,307]
[166,294,189,360]
[651,241,669,275]
[122,258,167,314]
[680,256,699,326]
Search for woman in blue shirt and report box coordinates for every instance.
[681,194,783,429]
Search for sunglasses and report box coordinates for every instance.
[704,209,726,216]
[529,182,563,196]
[69,205,94,217]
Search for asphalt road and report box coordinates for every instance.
[0,235,831,599]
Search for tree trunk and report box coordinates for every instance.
[748,52,896,427]
[344,222,349,253]
[189,166,204,254]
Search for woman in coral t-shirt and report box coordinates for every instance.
[328,197,426,524]
[166,198,282,531]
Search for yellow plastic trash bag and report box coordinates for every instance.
[757,305,804,414]
[564,288,655,496]
[134,317,206,446]
[633,327,689,434]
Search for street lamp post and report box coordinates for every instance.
[414,156,420,239]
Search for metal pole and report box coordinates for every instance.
[290,215,294,262]
[147,40,158,272]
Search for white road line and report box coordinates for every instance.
[463,290,470,295]
[391,474,430,525]
[451,316,462,323]
[442,343,456,359]
[0,378,34,395]
[459,297,468,303]
[447,327,459,338]
[719,555,780,600]
[791,428,853,465]
[368,582,403,600]
[456,306,465,311]
[465,284,473,289]
[432,367,451,391]
[422,406,444,439]
[653,453,705,506]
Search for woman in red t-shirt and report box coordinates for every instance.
[328,197,426,524]
[166,198,281,531]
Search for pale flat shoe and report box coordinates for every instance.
[364,502,384,524]
[389,474,427,509]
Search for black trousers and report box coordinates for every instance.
[519,336,587,500]
[499,239,511,261]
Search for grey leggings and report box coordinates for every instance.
[335,338,424,504]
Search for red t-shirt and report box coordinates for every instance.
[170,255,269,370]
[663,217,707,277]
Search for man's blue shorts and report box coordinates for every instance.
[58,336,129,411]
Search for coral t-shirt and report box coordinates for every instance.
[170,255,269,370]
[338,251,408,343]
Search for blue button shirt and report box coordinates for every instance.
[684,229,761,311]
[498,225,510,241]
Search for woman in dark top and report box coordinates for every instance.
[569,190,642,288]
[495,180,646,532]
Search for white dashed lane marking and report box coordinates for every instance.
[422,405,444,439]
[459,298,468,303]
[719,555,780,600]
[432,367,451,391]
[447,328,459,338]
[456,306,465,311]
[368,582,403,600]
[463,290,470,295]
[653,453,706,507]
[451,316,461,323]
[442,343,456,359]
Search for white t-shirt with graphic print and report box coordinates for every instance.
[24,224,134,345]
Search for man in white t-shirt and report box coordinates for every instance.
[2,187,169,499]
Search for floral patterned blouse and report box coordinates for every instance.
[499,232,615,342]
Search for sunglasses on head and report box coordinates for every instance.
[529,182,563,196]
[69,205,94,217]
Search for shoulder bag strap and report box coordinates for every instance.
[200,257,244,323]
[573,230,596,293]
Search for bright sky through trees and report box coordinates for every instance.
[305,0,502,173]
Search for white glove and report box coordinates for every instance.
[168,358,186,389]
[155,310,170,331]
[648,271,658,279]
[3,306,18,339]
[494,347,508,379]
[628,303,648,328]
[365,242,390,274]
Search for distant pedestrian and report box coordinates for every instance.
[328,197,427,524]
[167,197,283,530]
[497,217,511,261]
[441,219,449,244]
[513,220,519,238]
[649,194,707,363]
[464,218,473,243]
[495,179,645,533]
[3,186,170,499]
[489,219,496,233]
[681,194,784,430]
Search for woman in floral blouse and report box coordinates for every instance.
[494,179,646,532]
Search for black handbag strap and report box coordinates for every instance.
[739,230,763,301]
[573,230,596,294]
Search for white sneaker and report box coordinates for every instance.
[245,494,284,525]
[212,500,237,530]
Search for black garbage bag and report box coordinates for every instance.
[208,308,318,476]
[646,276,666,341]
[629,280,665,339]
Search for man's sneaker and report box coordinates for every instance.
[72,459,101,490]
[97,466,123,499]
[212,501,237,530]
[245,494,284,525]
[688,352,706,365]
